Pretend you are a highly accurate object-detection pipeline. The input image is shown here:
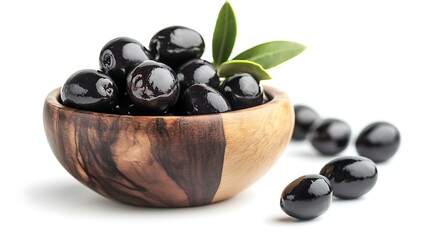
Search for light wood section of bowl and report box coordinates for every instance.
[213,86,294,202]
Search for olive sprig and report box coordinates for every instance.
[212,1,306,82]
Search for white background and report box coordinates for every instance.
[1,0,428,239]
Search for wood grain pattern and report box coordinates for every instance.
[213,86,294,201]
[43,85,293,207]
[44,90,225,207]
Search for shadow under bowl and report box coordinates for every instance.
[43,85,294,207]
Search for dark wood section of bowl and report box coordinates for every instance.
[44,92,225,207]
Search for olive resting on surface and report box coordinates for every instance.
[280,174,333,220]
[320,156,378,199]
[308,118,352,156]
[356,122,400,163]
[292,105,320,141]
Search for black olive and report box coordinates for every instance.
[218,73,263,110]
[113,97,143,115]
[149,26,205,69]
[280,174,332,220]
[308,119,351,155]
[179,83,231,115]
[126,60,180,114]
[292,105,320,141]
[61,69,118,112]
[320,156,378,199]
[99,37,152,93]
[176,59,219,94]
[355,122,400,163]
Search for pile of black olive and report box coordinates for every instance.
[60,26,265,116]
[280,104,401,220]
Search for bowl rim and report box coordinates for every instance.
[45,84,289,119]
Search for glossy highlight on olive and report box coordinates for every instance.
[179,83,231,115]
[99,37,152,93]
[61,69,118,112]
[320,156,378,199]
[176,59,220,94]
[219,73,263,110]
[149,26,205,69]
[280,174,332,220]
[356,122,400,163]
[126,60,180,114]
[292,105,320,141]
[308,118,351,156]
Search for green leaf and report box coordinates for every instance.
[233,41,306,69]
[212,1,237,67]
[218,60,272,82]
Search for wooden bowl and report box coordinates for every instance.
[43,85,294,207]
